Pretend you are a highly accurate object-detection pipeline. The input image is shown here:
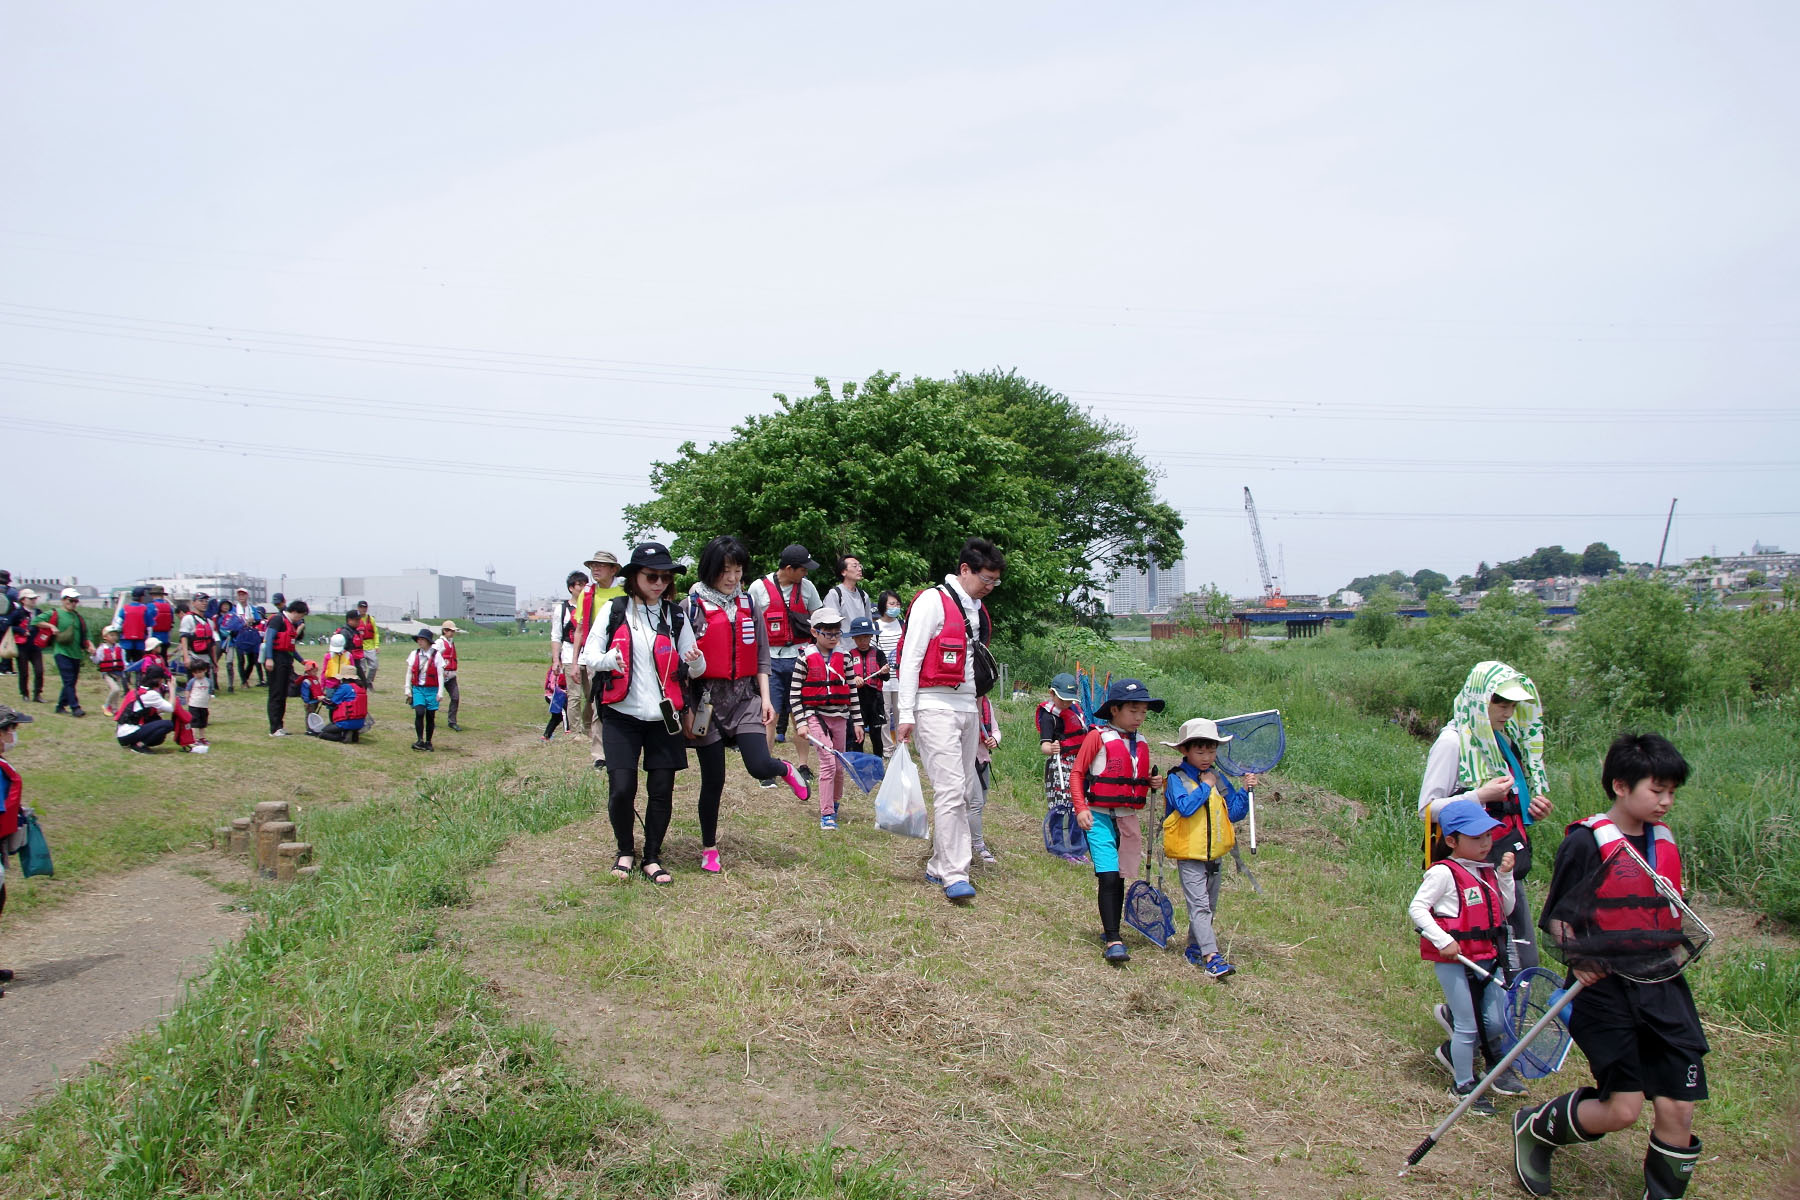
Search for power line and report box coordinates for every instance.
[10,417,647,487]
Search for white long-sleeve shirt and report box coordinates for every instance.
[1408,857,1517,955]
[115,688,174,738]
[1418,724,1467,816]
[897,575,981,724]
[580,597,704,722]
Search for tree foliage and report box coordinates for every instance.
[1580,541,1623,577]
[1568,578,1694,718]
[1412,568,1451,598]
[622,371,1182,633]
[1350,586,1402,648]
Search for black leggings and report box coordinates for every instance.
[610,766,675,864]
[1097,871,1125,941]
[15,644,43,700]
[694,733,788,848]
[414,706,437,744]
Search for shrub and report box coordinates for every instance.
[1567,578,1694,719]
[1349,587,1401,649]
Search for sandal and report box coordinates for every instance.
[610,855,634,881]
[641,861,673,886]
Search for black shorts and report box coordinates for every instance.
[1570,998,1708,1102]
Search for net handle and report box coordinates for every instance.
[1399,978,1588,1174]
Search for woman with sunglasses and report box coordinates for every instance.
[685,536,812,872]
[581,542,703,885]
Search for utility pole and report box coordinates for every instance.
[1656,499,1678,570]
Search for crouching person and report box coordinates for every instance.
[312,674,369,743]
[115,667,178,754]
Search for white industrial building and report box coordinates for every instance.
[1108,559,1188,615]
[283,568,516,625]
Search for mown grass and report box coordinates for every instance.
[3,630,553,919]
[0,755,923,1199]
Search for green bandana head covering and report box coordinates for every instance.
[1451,660,1546,799]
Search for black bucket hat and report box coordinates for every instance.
[1094,677,1166,720]
[623,542,681,575]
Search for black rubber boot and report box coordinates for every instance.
[1513,1088,1601,1197]
[1644,1133,1701,1199]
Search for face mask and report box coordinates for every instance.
[885,607,900,618]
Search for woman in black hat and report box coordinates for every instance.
[580,542,704,885]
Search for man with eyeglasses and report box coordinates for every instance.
[895,536,1005,904]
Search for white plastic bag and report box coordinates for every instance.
[874,750,928,839]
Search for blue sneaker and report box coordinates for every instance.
[1103,941,1131,964]
[944,880,976,902]
[1203,953,1236,979]
[924,870,943,885]
[774,733,786,743]
[1184,944,1204,967]
[820,814,837,830]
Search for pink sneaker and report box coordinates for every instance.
[782,762,811,802]
[700,847,721,873]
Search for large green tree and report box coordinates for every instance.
[623,371,1181,632]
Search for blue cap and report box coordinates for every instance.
[1095,678,1165,718]
[1439,798,1504,838]
[847,616,876,637]
[1049,672,1078,701]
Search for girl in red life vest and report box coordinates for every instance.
[788,606,859,831]
[404,630,445,751]
[437,622,463,732]
[1407,798,1521,1115]
[0,702,37,990]
[1515,734,1706,1200]
[1069,678,1164,965]
[94,625,128,716]
[683,537,810,873]
[1035,672,1089,797]
[578,543,704,887]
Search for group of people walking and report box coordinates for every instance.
[545,535,1004,897]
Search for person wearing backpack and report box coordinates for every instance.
[49,589,95,717]
[580,543,703,887]
[114,666,179,753]
[895,537,1004,905]
[230,602,266,689]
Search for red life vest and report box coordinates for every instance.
[797,647,852,708]
[30,610,57,648]
[1573,814,1685,932]
[758,575,809,648]
[598,601,685,711]
[114,686,161,727]
[97,644,127,673]
[150,600,174,633]
[1419,858,1506,963]
[188,619,215,653]
[850,646,886,689]
[1038,700,1089,755]
[331,684,369,723]
[439,640,457,672]
[272,613,300,653]
[559,600,579,646]
[408,651,440,689]
[917,587,987,689]
[0,756,21,840]
[119,602,149,640]
[1083,729,1152,809]
[692,594,758,681]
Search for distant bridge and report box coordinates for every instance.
[1225,605,1579,639]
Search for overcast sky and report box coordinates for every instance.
[5,2,1797,601]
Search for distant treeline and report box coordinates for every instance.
[1343,542,1624,598]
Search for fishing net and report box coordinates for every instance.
[834,749,888,794]
[1540,838,1713,985]
[1042,755,1088,862]
[1215,709,1285,776]
[1076,663,1110,723]
[1124,878,1175,948]
[1499,967,1574,1079]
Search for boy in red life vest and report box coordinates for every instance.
[1069,678,1164,964]
[1408,798,1523,1118]
[94,625,128,716]
[116,586,151,677]
[438,622,463,731]
[0,703,37,992]
[1514,733,1704,1200]
[404,629,446,752]
[844,616,888,757]
[148,587,175,651]
[788,606,859,830]
[1035,672,1088,795]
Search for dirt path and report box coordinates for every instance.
[0,857,248,1117]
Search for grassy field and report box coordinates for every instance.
[1,627,1794,1197]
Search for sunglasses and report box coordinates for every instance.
[639,571,674,584]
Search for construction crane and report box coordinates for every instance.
[1243,487,1287,608]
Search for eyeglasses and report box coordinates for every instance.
[814,627,842,637]
[976,573,1002,588]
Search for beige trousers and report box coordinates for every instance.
[915,706,980,887]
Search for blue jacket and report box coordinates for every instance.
[1164,762,1250,823]
[325,682,367,730]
